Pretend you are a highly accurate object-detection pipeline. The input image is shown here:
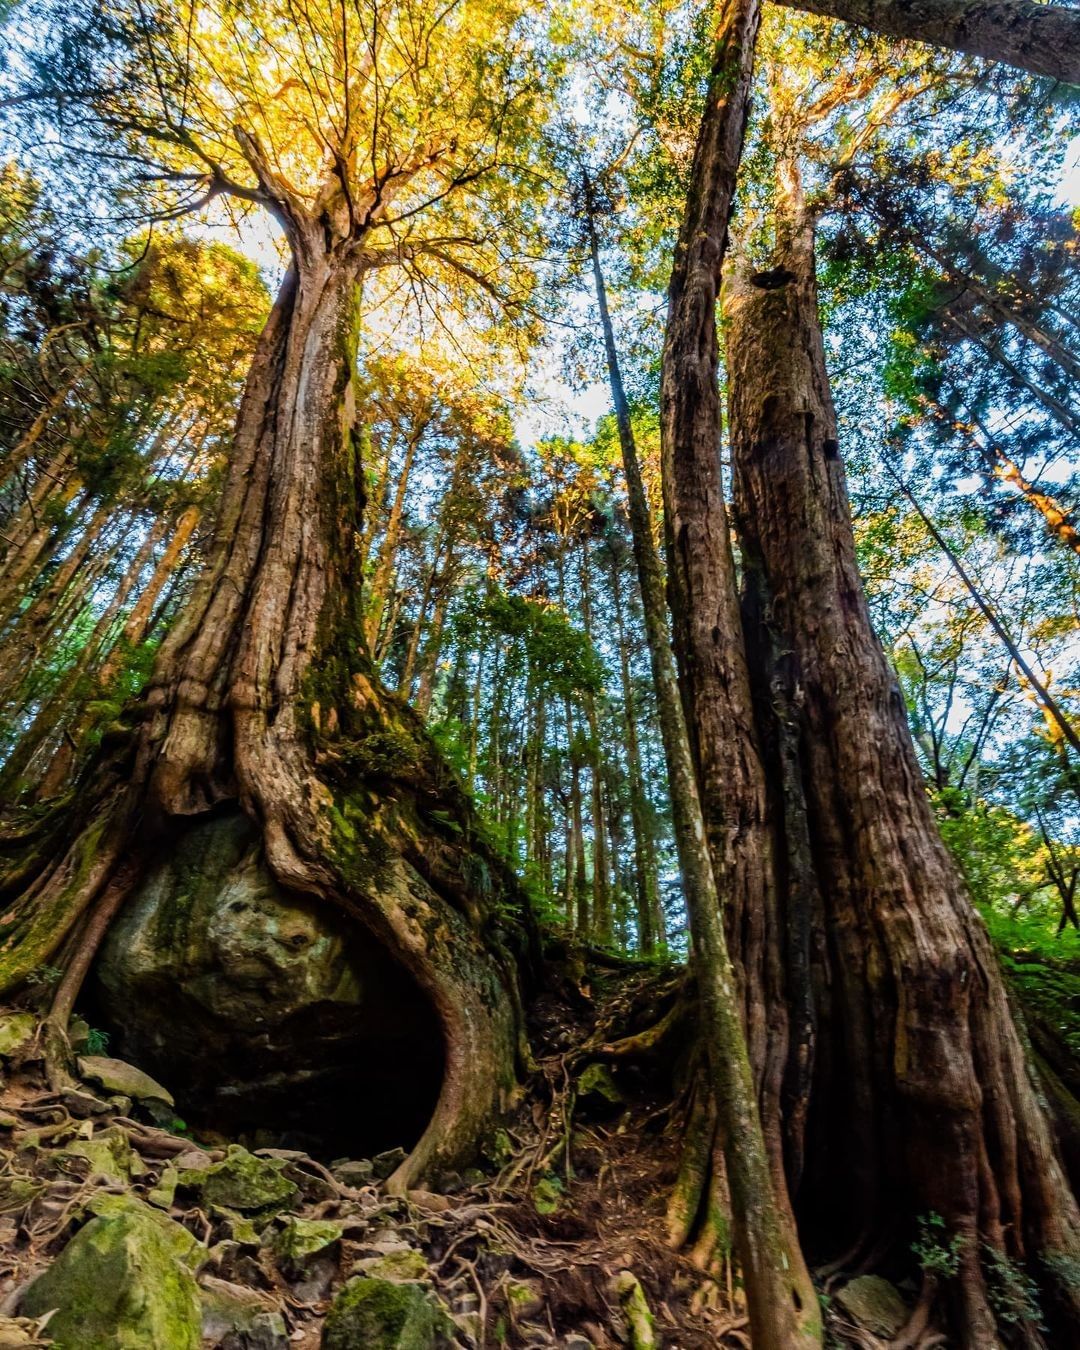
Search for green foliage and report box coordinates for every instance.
[982,1243,1045,1331]
[84,1026,110,1056]
[912,1212,963,1279]
[26,964,63,987]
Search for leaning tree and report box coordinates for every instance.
[0,0,552,1189]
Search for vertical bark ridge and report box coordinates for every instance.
[724,168,1080,1342]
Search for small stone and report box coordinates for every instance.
[322,1277,444,1350]
[372,1147,407,1181]
[174,1148,214,1172]
[68,1017,90,1052]
[0,1177,43,1215]
[0,1111,17,1130]
[199,1275,287,1350]
[531,1173,563,1216]
[271,1217,344,1265]
[406,1189,450,1213]
[63,1126,138,1183]
[352,1249,428,1283]
[505,1280,543,1317]
[576,1063,623,1109]
[835,1275,909,1339]
[0,1013,36,1058]
[211,1209,264,1246]
[20,1205,202,1349]
[77,1055,174,1106]
[332,1158,374,1188]
[198,1145,299,1216]
[60,1089,110,1119]
[148,1165,179,1209]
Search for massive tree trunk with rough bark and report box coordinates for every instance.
[0,222,534,1192]
[772,0,1080,83]
[724,164,1080,1343]
[658,2,820,1344]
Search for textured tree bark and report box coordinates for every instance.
[659,2,819,1343]
[0,230,532,1190]
[725,166,1080,1342]
[772,0,1080,83]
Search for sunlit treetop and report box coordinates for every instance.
[7,0,562,313]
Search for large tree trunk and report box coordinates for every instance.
[657,1,820,1342]
[772,0,1080,83]
[724,164,1080,1342]
[0,238,532,1191]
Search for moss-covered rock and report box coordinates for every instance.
[198,1145,299,1216]
[62,1125,144,1183]
[0,1176,43,1214]
[834,1275,908,1338]
[576,1062,623,1109]
[322,1277,445,1349]
[271,1216,344,1264]
[352,1248,428,1283]
[0,1013,36,1058]
[85,1191,203,1268]
[20,1207,201,1349]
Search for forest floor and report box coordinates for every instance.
[0,958,908,1348]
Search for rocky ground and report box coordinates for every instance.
[0,963,915,1349]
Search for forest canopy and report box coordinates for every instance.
[2,0,1080,1347]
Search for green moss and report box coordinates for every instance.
[85,1191,202,1267]
[196,1145,299,1216]
[20,1208,201,1349]
[322,1277,442,1350]
[272,1217,344,1264]
[0,815,109,997]
[0,1011,36,1056]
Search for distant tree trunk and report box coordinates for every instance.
[894,466,1080,762]
[943,306,1080,435]
[366,423,424,648]
[773,0,1080,84]
[724,160,1080,1341]
[0,517,170,797]
[0,499,114,708]
[607,533,663,952]
[0,234,531,1190]
[580,535,612,943]
[0,447,81,622]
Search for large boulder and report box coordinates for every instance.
[20,1206,201,1349]
[92,814,442,1158]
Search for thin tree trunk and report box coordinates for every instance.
[365,423,424,647]
[607,533,662,953]
[93,505,201,692]
[894,469,1080,760]
[580,534,612,943]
